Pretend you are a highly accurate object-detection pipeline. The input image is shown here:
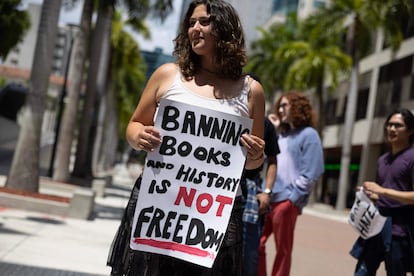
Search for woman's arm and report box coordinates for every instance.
[126,63,177,152]
[241,78,265,169]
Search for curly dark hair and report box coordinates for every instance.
[272,91,317,133]
[384,108,414,145]
[173,0,247,80]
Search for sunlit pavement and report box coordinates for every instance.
[0,164,387,276]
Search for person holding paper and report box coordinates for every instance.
[351,108,414,276]
[107,0,265,275]
[257,91,324,276]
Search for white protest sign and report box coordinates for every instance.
[130,98,252,268]
[348,188,387,239]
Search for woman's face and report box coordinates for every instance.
[385,113,412,146]
[188,4,216,56]
[277,97,291,124]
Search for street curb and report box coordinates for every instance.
[0,175,96,220]
[0,192,69,216]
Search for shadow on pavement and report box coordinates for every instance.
[0,262,105,276]
[91,203,125,221]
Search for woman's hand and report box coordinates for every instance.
[132,125,162,152]
[257,192,271,215]
[268,113,279,128]
[240,133,265,161]
[240,134,265,169]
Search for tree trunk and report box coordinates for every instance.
[6,0,62,192]
[92,13,112,176]
[336,19,359,211]
[72,2,113,181]
[97,68,119,173]
[356,28,384,186]
[310,77,325,204]
[102,88,119,170]
[53,0,93,182]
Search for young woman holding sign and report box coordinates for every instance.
[351,108,414,276]
[107,0,265,275]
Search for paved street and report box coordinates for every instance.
[268,208,387,276]
[0,163,389,275]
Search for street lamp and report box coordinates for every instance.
[48,24,78,177]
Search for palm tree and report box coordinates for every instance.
[71,0,173,182]
[247,12,351,136]
[307,0,414,210]
[71,0,114,182]
[93,11,148,173]
[6,0,62,192]
[249,12,351,205]
[275,36,351,136]
[247,12,299,96]
[53,0,93,182]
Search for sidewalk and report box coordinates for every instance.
[0,165,135,276]
[0,163,352,276]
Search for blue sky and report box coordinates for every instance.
[24,0,182,55]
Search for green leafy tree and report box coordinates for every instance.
[246,12,299,95]
[275,18,352,136]
[111,11,147,151]
[247,12,351,138]
[0,0,31,60]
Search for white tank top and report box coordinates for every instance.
[159,71,251,196]
[162,71,250,118]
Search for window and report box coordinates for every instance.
[379,56,413,83]
[356,89,369,120]
[324,98,337,126]
[410,75,414,99]
[272,0,299,13]
[313,0,325,8]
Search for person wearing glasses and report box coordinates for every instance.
[258,91,324,276]
[107,1,266,275]
[351,108,414,276]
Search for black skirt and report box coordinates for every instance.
[107,176,243,276]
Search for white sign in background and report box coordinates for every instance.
[348,188,387,239]
[131,99,252,268]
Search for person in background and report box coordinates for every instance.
[241,115,279,276]
[107,0,266,275]
[258,91,324,276]
[351,108,414,276]
[268,112,280,130]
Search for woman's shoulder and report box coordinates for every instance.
[297,127,321,142]
[300,126,319,135]
[149,63,179,98]
[245,75,265,110]
[152,62,179,78]
[246,75,264,96]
